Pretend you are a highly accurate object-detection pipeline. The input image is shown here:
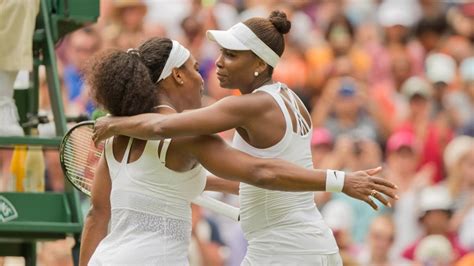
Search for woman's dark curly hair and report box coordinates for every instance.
[85,37,173,116]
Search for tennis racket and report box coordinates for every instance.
[59,121,239,221]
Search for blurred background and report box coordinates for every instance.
[0,0,473,265]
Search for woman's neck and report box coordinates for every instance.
[240,76,274,95]
[156,92,180,113]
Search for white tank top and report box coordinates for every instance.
[234,82,339,256]
[89,137,206,265]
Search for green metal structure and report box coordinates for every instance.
[0,0,99,265]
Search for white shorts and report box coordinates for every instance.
[241,252,343,266]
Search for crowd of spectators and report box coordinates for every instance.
[1,0,473,265]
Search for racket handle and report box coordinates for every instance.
[192,195,240,222]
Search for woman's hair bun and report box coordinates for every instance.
[269,10,291,34]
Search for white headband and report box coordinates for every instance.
[156,40,190,83]
[207,23,280,68]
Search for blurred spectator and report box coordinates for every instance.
[312,76,379,142]
[443,136,474,250]
[189,204,226,266]
[402,185,468,262]
[413,234,454,266]
[63,27,101,116]
[356,215,400,266]
[305,14,371,96]
[273,38,311,108]
[367,0,424,85]
[37,66,67,192]
[456,253,474,266]
[446,3,474,40]
[414,15,449,57]
[102,0,160,49]
[310,127,334,168]
[203,192,247,266]
[445,57,474,133]
[370,49,413,136]
[424,53,458,139]
[384,130,433,261]
[397,76,453,183]
[0,0,39,137]
[0,0,39,194]
[317,135,385,244]
[37,238,75,266]
[321,200,360,266]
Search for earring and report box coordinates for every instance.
[254,71,259,77]
[180,81,184,84]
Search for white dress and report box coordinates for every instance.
[89,137,206,265]
[234,83,341,266]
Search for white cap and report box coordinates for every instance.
[425,53,456,84]
[460,57,474,82]
[377,1,417,27]
[207,23,280,68]
[418,185,453,215]
[443,136,474,170]
[401,76,432,99]
[414,235,453,264]
[321,200,353,231]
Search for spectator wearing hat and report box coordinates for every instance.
[321,200,360,266]
[424,53,462,143]
[310,127,334,168]
[365,0,424,87]
[425,53,458,106]
[402,185,468,262]
[397,76,453,183]
[384,130,434,261]
[445,57,474,133]
[413,234,455,266]
[102,0,163,50]
[313,76,380,143]
[444,136,474,251]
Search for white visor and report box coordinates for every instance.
[207,23,280,68]
[156,40,190,83]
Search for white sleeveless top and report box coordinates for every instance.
[234,83,339,261]
[89,137,206,265]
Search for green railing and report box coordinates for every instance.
[0,1,99,265]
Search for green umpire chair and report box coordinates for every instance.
[0,0,99,265]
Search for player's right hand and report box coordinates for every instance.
[342,167,399,210]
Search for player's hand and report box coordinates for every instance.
[93,116,119,146]
[342,167,398,210]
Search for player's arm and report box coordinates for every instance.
[93,93,268,144]
[182,135,398,210]
[205,175,240,195]
[79,154,111,266]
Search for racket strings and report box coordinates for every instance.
[62,125,103,195]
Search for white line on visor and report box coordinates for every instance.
[207,23,280,68]
[156,40,190,83]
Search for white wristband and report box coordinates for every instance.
[326,169,345,192]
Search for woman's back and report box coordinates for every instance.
[89,136,206,265]
[234,83,339,262]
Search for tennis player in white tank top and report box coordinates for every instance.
[88,138,206,265]
[235,82,340,265]
[92,13,398,266]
